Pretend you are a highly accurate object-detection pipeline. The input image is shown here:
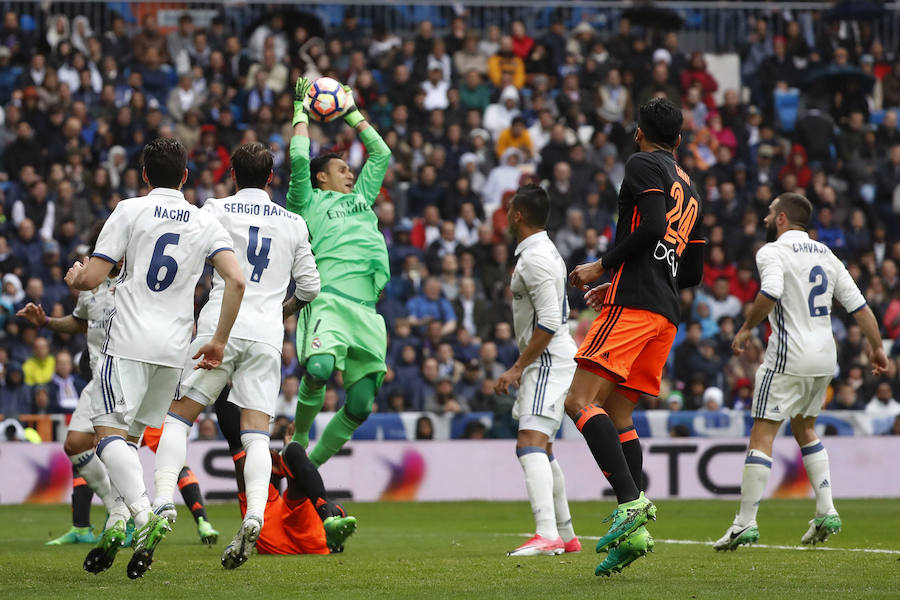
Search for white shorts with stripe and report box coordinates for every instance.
[67,379,100,434]
[90,354,183,432]
[512,352,576,437]
[752,365,831,421]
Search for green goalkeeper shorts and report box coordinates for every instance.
[297,288,387,388]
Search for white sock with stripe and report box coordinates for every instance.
[153,412,192,508]
[96,435,152,528]
[801,439,835,516]
[241,430,272,523]
[736,449,772,527]
[517,446,557,540]
[69,449,127,517]
[549,454,575,542]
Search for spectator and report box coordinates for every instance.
[866,380,900,417]
[0,361,29,418]
[707,277,742,321]
[495,117,533,161]
[477,341,505,381]
[274,375,300,419]
[487,35,525,89]
[415,415,434,439]
[424,377,469,414]
[831,381,865,410]
[493,322,518,369]
[196,417,219,441]
[406,277,457,336]
[23,336,54,386]
[50,350,82,414]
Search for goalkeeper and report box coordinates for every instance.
[285,77,391,466]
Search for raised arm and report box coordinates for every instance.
[343,84,391,205]
[286,77,314,216]
[16,303,88,334]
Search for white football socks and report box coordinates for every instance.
[96,435,152,528]
[70,449,128,519]
[517,447,557,540]
[801,439,836,517]
[241,430,271,523]
[153,413,192,508]
[736,449,772,527]
[549,455,576,543]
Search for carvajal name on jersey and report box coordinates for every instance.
[154,205,191,222]
[223,202,298,220]
[792,242,827,254]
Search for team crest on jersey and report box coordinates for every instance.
[311,337,321,349]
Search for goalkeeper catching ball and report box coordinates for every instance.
[285,77,391,466]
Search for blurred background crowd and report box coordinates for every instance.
[0,1,899,441]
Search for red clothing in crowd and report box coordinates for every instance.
[703,262,737,289]
[778,144,812,189]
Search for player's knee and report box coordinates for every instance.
[345,374,377,422]
[63,434,92,456]
[305,354,335,386]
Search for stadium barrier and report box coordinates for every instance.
[2,436,898,504]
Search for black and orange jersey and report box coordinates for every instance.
[601,150,704,324]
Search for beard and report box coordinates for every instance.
[765,220,778,242]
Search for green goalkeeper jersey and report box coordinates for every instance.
[286,127,391,303]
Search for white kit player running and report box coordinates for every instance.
[714,193,888,551]
[496,184,580,557]
[153,142,320,570]
[66,138,245,579]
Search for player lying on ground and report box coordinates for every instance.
[67,138,245,578]
[214,397,357,558]
[494,184,581,557]
[286,77,392,467]
[153,141,320,570]
[713,193,888,551]
[569,98,705,577]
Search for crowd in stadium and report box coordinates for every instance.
[0,5,899,441]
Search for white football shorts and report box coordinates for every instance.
[512,354,576,437]
[180,336,281,417]
[90,354,183,432]
[67,378,99,434]
[752,366,831,421]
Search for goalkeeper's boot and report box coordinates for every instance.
[83,519,127,574]
[564,537,582,553]
[507,534,565,557]
[197,517,219,545]
[127,512,170,579]
[800,512,841,545]
[595,526,654,576]
[324,515,358,553]
[594,492,657,553]
[47,525,97,545]
[713,520,760,551]
[221,514,262,570]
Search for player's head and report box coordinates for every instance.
[635,98,683,152]
[230,142,273,190]
[508,183,550,240]
[766,192,812,241]
[87,219,122,277]
[311,152,354,193]
[141,137,188,190]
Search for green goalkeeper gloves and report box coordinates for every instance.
[341,84,364,128]
[293,77,312,126]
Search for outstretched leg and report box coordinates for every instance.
[308,373,377,467]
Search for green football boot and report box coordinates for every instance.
[801,512,841,545]
[83,520,127,573]
[123,519,135,547]
[197,517,219,545]
[594,492,657,553]
[713,521,760,551]
[324,515,358,553]
[46,526,97,545]
[595,526,654,576]
[126,513,170,579]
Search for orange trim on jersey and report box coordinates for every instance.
[618,429,639,443]
[574,403,607,432]
[178,469,199,489]
[640,188,664,194]
[232,450,247,462]
[607,211,641,304]
[73,477,87,487]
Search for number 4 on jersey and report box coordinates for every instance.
[247,226,272,283]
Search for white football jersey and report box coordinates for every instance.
[756,230,866,376]
[71,278,116,374]
[510,231,578,360]
[93,188,234,368]
[195,188,320,350]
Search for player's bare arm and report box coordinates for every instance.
[194,249,245,369]
[66,255,113,291]
[495,328,553,394]
[569,261,605,291]
[282,296,311,321]
[852,305,889,375]
[16,303,88,334]
[732,293,777,355]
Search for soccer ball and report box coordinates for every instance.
[304,77,349,122]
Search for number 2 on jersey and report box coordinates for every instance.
[663,182,699,256]
[808,266,829,317]
[247,226,272,283]
[146,233,180,292]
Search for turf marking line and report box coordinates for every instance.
[503,534,900,555]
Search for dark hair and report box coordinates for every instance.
[511,183,550,228]
[511,116,526,127]
[310,152,342,189]
[141,138,187,189]
[775,192,813,228]
[231,142,273,190]
[638,98,683,149]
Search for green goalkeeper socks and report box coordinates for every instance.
[292,376,325,448]
[309,408,358,467]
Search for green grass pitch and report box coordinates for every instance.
[1,499,898,599]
